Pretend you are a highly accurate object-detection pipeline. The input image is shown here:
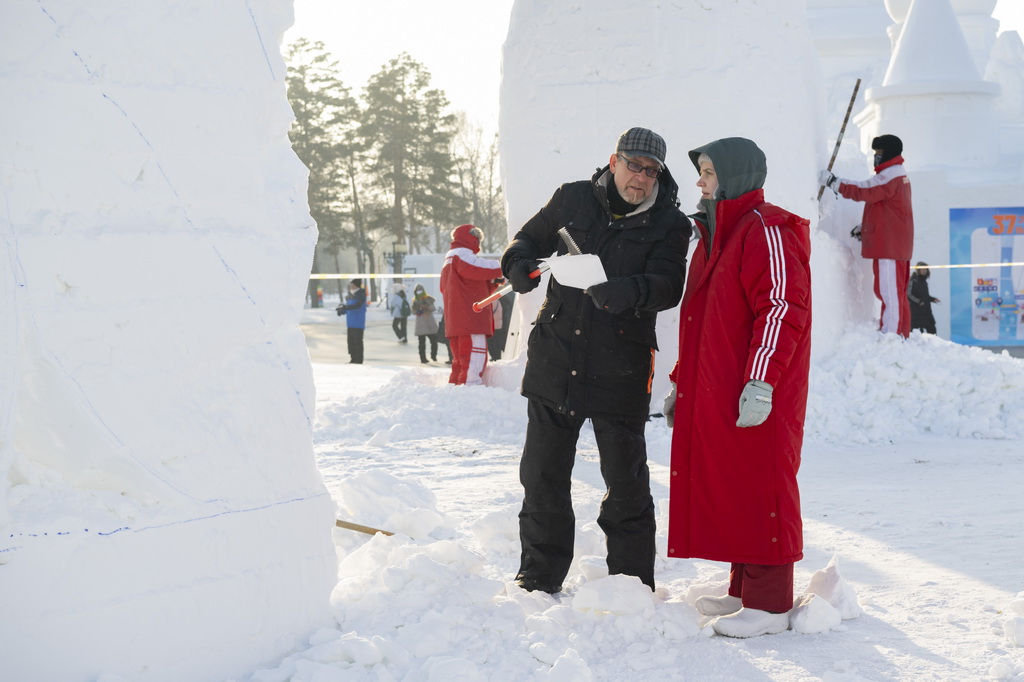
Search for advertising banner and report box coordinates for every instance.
[949,207,1024,346]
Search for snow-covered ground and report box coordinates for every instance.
[239,315,1024,681]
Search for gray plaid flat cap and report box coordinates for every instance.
[616,127,666,168]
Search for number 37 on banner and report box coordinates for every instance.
[990,214,1024,234]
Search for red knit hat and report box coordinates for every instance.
[450,224,483,252]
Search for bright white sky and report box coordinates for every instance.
[992,0,1024,41]
[285,0,515,132]
[286,0,1024,134]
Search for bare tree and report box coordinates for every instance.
[451,113,507,254]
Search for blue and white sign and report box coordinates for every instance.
[949,207,1024,346]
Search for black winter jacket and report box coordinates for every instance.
[502,166,691,419]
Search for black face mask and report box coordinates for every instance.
[873,153,883,167]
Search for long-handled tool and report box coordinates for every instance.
[335,518,394,536]
[818,78,862,202]
[472,227,582,312]
[472,266,546,312]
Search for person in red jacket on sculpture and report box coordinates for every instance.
[439,224,502,385]
[819,134,914,337]
[664,137,812,638]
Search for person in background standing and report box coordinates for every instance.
[907,262,939,334]
[666,137,811,638]
[335,278,367,364]
[487,290,507,361]
[411,283,440,363]
[436,310,453,365]
[440,224,502,385]
[819,134,913,338]
[388,283,410,343]
[501,127,690,595]
[488,291,515,361]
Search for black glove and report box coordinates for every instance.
[508,258,542,294]
[587,278,640,314]
[850,224,862,242]
[335,305,347,316]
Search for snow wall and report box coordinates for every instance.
[0,2,337,681]
[493,0,865,398]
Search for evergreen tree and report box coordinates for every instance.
[360,53,465,269]
[286,42,505,290]
[286,39,360,300]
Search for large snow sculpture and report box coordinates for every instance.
[499,0,847,387]
[0,2,336,680]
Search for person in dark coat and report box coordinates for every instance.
[487,291,515,361]
[907,262,939,334]
[335,279,367,364]
[501,127,691,594]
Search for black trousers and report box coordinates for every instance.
[418,333,439,361]
[347,327,364,363]
[392,317,407,340]
[517,400,656,590]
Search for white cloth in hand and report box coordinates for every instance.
[736,379,773,427]
[663,382,677,427]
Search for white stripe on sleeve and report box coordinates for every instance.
[750,212,789,382]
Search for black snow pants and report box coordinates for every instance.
[347,327,364,364]
[517,400,656,590]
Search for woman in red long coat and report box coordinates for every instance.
[664,138,812,638]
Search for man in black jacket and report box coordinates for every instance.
[501,127,691,593]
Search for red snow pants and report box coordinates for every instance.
[873,258,910,338]
[728,562,794,613]
[448,334,488,385]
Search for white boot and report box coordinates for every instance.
[712,607,790,638]
[695,594,742,616]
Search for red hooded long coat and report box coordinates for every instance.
[667,189,811,566]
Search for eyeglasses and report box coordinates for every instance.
[617,155,662,179]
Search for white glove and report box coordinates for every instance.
[818,170,838,195]
[663,382,677,428]
[736,380,773,428]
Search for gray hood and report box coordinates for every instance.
[688,137,767,201]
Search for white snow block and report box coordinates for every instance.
[790,592,843,634]
[546,648,594,682]
[572,574,656,615]
[0,2,336,680]
[805,554,863,619]
[1004,616,1024,647]
[990,660,1017,679]
[1,498,336,681]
